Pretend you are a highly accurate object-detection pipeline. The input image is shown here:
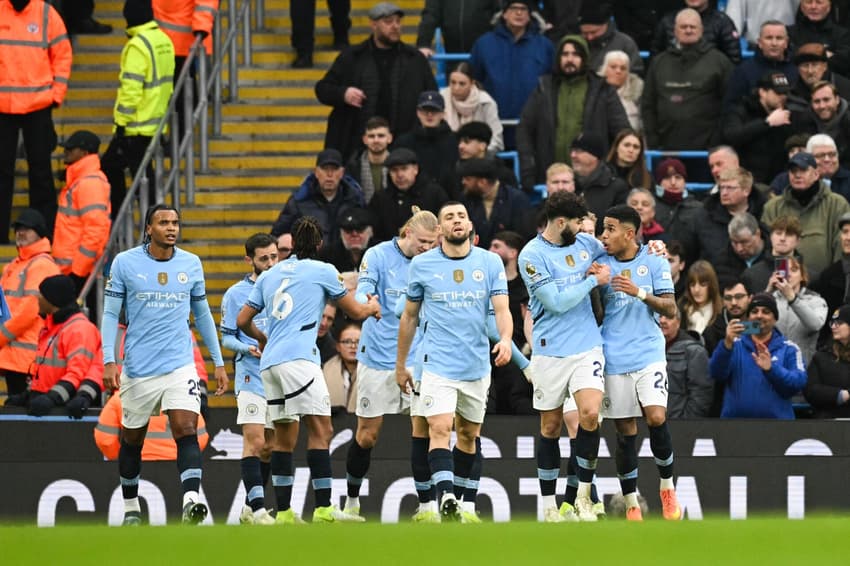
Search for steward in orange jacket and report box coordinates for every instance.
[5,275,105,417]
[53,131,111,287]
[152,0,218,57]
[0,0,73,243]
[95,394,209,461]
[0,210,61,395]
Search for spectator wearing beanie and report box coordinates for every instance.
[652,158,701,261]
[709,292,807,419]
[455,122,518,196]
[787,43,850,112]
[578,3,644,75]
[570,132,629,223]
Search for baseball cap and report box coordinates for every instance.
[60,130,101,153]
[793,43,829,65]
[12,208,48,238]
[757,72,791,94]
[417,90,445,111]
[788,152,817,170]
[368,2,403,20]
[316,148,343,168]
[338,208,373,230]
[384,148,419,168]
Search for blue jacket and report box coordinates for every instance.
[709,328,807,419]
[271,173,365,249]
[469,22,553,120]
[722,48,798,112]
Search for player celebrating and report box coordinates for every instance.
[220,233,281,525]
[237,217,381,523]
[597,204,681,521]
[102,204,229,526]
[396,202,512,521]
[343,209,440,521]
[518,192,610,523]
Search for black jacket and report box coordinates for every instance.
[804,350,850,418]
[516,73,629,191]
[666,329,714,419]
[416,0,501,52]
[651,6,742,64]
[368,175,449,242]
[315,38,437,161]
[693,190,767,267]
[575,162,630,222]
[722,48,799,111]
[393,121,458,193]
[788,8,850,77]
[461,182,532,249]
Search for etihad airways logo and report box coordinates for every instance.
[135,291,191,301]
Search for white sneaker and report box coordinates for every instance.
[252,508,276,525]
[439,493,461,522]
[559,502,580,523]
[574,495,598,522]
[543,506,566,523]
[313,505,366,523]
[239,505,254,525]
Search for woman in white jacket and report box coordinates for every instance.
[768,256,828,364]
[440,61,504,152]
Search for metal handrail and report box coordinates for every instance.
[78,0,255,317]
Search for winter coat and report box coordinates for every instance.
[804,350,850,418]
[773,287,829,365]
[724,0,798,44]
[586,23,644,75]
[517,73,629,190]
[651,6,742,64]
[693,190,767,266]
[653,193,702,265]
[575,162,631,222]
[788,8,850,77]
[315,38,437,161]
[722,48,799,112]
[666,329,714,418]
[461,182,532,249]
[368,175,449,242]
[469,21,554,120]
[642,40,734,149]
[709,328,807,419]
[415,0,502,53]
[393,121,459,192]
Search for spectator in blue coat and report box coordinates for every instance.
[709,292,808,419]
[469,0,554,127]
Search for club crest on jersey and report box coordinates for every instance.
[472,269,484,282]
[579,250,590,261]
[360,397,370,409]
[105,272,113,288]
[246,403,259,416]
[565,255,575,267]
[525,262,537,276]
[337,273,344,283]
[157,272,168,285]
[621,269,631,279]
[177,272,189,284]
[637,265,649,277]
[359,259,368,272]
[453,269,464,283]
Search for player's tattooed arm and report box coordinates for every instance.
[643,292,677,318]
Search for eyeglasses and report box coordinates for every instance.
[723,293,748,301]
[813,151,838,159]
[339,339,359,346]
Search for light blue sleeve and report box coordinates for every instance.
[246,276,266,312]
[320,263,348,301]
[488,252,508,296]
[651,254,675,295]
[393,291,407,318]
[486,310,529,370]
[533,276,598,314]
[406,258,424,302]
[222,333,251,355]
[191,299,225,366]
[101,294,123,364]
[355,247,379,304]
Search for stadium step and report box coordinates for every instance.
[4,0,429,406]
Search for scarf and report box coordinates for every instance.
[661,189,684,204]
[641,220,665,239]
[444,85,482,131]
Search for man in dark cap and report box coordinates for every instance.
[320,207,375,273]
[316,1,436,162]
[368,148,448,241]
[5,275,104,418]
[787,43,850,110]
[709,292,807,419]
[0,210,61,396]
[516,34,629,193]
[569,132,629,221]
[394,90,459,192]
[459,157,530,248]
[578,3,643,74]
[271,148,366,251]
[456,121,518,198]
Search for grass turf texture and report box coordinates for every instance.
[0,516,845,565]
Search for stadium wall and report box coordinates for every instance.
[2,412,849,525]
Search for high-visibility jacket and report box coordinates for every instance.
[94,393,209,461]
[152,0,218,57]
[53,154,111,277]
[0,238,60,373]
[114,21,175,136]
[30,311,104,400]
[0,0,72,114]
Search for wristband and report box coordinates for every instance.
[637,288,647,301]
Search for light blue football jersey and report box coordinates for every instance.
[221,276,268,396]
[518,233,605,357]
[356,238,421,369]
[599,245,675,374]
[104,245,208,378]
[247,256,347,371]
[406,246,508,381]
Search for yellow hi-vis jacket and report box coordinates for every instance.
[113,21,175,136]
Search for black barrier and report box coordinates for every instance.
[2,411,849,525]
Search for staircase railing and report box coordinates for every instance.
[78,0,257,319]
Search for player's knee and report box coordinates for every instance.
[540,420,561,438]
[645,412,666,428]
[579,407,600,429]
[356,428,378,449]
[171,422,198,439]
[244,433,265,456]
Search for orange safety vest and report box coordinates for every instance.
[30,311,104,395]
[0,0,72,114]
[53,154,111,277]
[94,393,209,461]
[0,238,61,373]
[152,0,218,57]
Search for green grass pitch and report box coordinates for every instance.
[0,516,845,565]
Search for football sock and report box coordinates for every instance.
[241,456,265,512]
[411,437,432,504]
[119,439,142,510]
[346,440,372,498]
[537,435,560,509]
[428,448,454,498]
[271,451,294,511]
[463,437,483,509]
[649,422,675,482]
[616,433,639,497]
[176,434,202,497]
[307,448,332,508]
[563,438,578,505]
[575,425,600,499]
[453,446,475,499]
